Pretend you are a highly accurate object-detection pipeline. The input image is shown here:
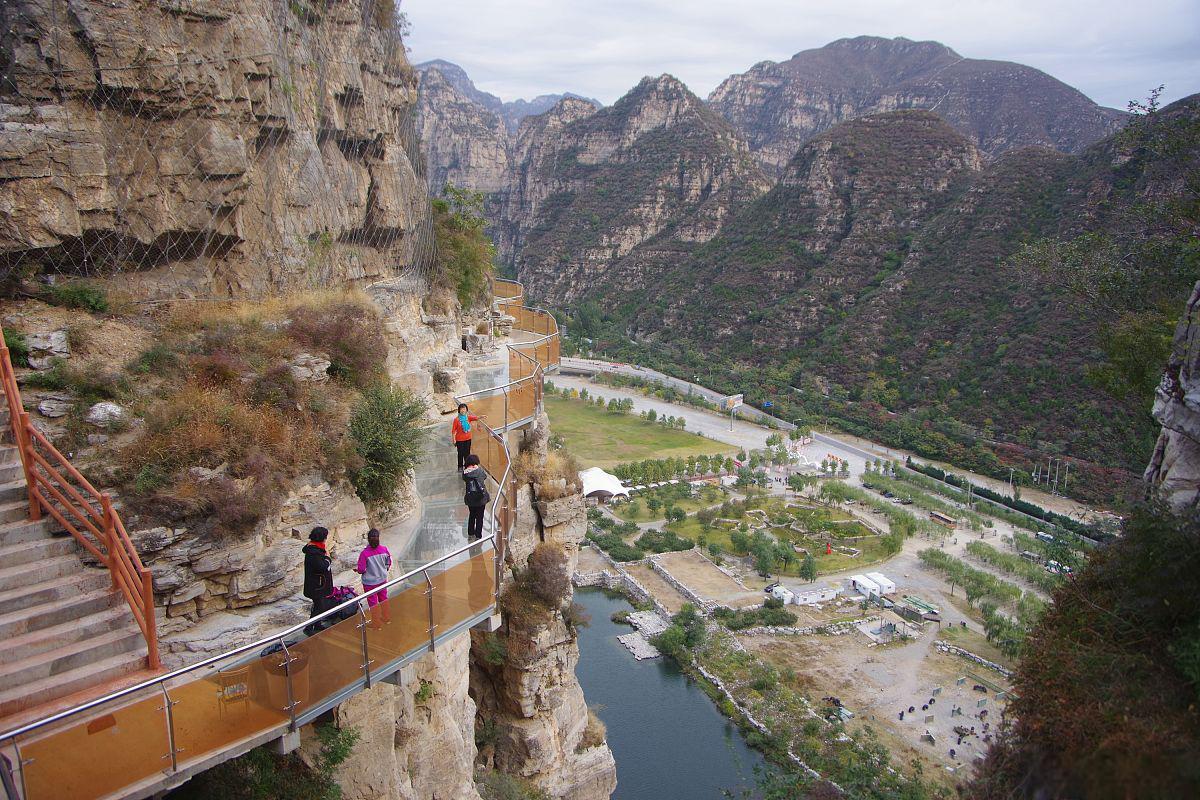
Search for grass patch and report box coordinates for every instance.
[41,282,108,313]
[545,395,733,469]
[4,329,29,367]
[611,484,726,523]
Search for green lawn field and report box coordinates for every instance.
[545,396,735,469]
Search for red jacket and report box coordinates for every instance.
[452,414,479,442]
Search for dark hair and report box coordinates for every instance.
[465,454,480,467]
[458,403,468,413]
[309,526,329,542]
[367,527,380,542]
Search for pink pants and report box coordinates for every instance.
[363,583,388,608]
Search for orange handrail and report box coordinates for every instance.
[0,326,159,670]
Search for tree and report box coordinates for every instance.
[754,542,776,577]
[800,553,817,583]
[646,496,661,515]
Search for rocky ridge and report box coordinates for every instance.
[503,75,772,305]
[708,35,1128,174]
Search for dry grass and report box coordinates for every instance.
[514,449,582,500]
[110,290,382,534]
[576,707,607,752]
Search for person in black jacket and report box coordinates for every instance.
[302,526,333,617]
[461,455,490,541]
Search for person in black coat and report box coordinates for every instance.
[461,455,490,541]
[302,526,333,617]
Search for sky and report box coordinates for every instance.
[402,0,1200,109]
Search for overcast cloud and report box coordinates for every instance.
[402,0,1199,109]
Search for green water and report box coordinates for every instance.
[573,588,767,799]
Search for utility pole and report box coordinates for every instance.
[1052,459,1061,495]
[1008,467,1014,492]
[1063,462,1070,493]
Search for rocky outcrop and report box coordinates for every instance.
[470,419,617,800]
[506,75,770,305]
[416,60,599,136]
[708,35,1127,174]
[0,0,427,297]
[324,635,483,800]
[1146,279,1200,511]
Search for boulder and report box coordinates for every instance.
[84,401,126,427]
[26,330,68,369]
[36,394,73,418]
[288,352,331,383]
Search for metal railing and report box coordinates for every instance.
[0,277,552,800]
[0,537,497,800]
[0,327,158,671]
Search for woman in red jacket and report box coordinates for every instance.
[451,403,480,472]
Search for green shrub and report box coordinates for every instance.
[129,342,181,375]
[414,679,434,703]
[348,383,425,508]
[479,634,508,666]
[42,283,108,313]
[477,771,549,800]
[4,329,29,367]
[634,528,693,554]
[24,358,130,403]
[433,188,494,308]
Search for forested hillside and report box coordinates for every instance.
[564,96,1200,504]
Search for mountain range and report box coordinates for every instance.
[414,37,1197,503]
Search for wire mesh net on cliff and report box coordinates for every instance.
[0,0,436,297]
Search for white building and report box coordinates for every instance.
[578,467,630,504]
[791,584,841,605]
[865,572,896,595]
[847,575,881,598]
[770,586,795,604]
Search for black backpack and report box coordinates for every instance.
[464,473,490,507]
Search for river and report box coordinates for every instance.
[573,588,767,799]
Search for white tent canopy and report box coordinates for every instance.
[579,467,630,500]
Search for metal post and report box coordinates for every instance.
[279,639,299,730]
[357,603,373,689]
[11,739,28,800]
[159,683,179,773]
[18,412,39,520]
[100,493,118,590]
[1063,462,1070,492]
[424,570,436,652]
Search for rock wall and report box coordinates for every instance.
[1,0,427,297]
[469,417,617,800]
[1146,279,1200,511]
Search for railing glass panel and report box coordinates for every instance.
[164,648,292,770]
[15,686,171,800]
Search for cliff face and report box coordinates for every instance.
[1147,280,1200,511]
[470,417,617,800]
[708,35,1128,174]
[417,67,512,195]
[0,0,428,297]
[506,75,771,306]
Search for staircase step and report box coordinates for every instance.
[0,535,76,568]
[0,649,146,719]
[0,570,110,615]
[0,554,80,592]
[0,517,56,547]
[0,627,143,688]
[0,447,20,466]
[0,605,134,666]
[0,462,24,483]
[0,479,27,503]
[0,586,120,639]
[0,498,31,524]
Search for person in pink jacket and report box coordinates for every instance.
[356,528,392,626]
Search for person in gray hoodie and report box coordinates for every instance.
[355,528,392,626]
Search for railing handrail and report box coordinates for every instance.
[0,325,159,678]
[0,533,496,742]
[0,276,551,787]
